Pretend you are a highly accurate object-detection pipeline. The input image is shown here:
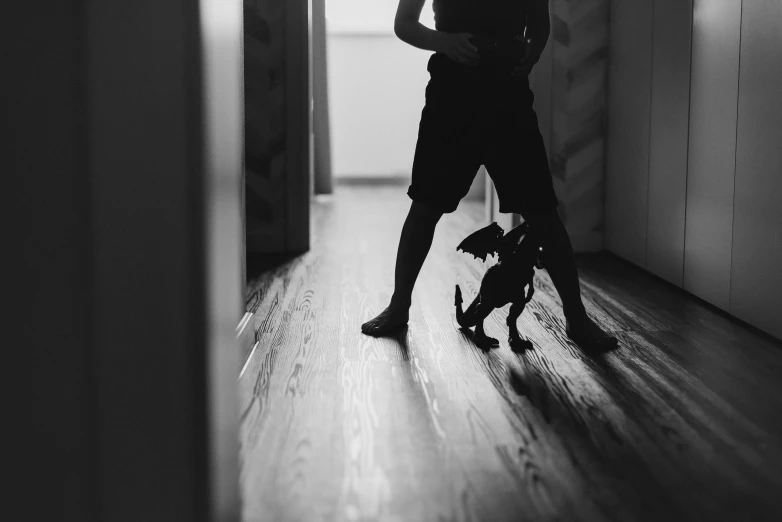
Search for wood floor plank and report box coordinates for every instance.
[241,186,782,522]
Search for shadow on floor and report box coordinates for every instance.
[393,326,411,361]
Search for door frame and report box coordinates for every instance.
[284,0,313,252]
[14,1,245,520]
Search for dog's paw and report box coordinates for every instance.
[475,333,500,350]
[509,336,533,353]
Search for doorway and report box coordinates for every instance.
[240,0,532,364]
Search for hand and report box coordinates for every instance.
[437,32,480,66]
[511,38,541,77]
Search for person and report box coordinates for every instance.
[361,0,617,351]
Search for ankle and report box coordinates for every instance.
[389,294,412,310]
[564,307,588,327]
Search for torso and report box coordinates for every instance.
[432,0,529,33]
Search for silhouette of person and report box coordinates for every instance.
[361,0,617,351]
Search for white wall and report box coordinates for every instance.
[326,0,434,33]
[729,0,782,339]
[684,0,741,310]
[606,0,782,340]
[326,0,435,179]
[327,30,429,178]
[325,1,486,199]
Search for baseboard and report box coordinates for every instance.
[236,312,257,376]
[604,251,782,344]
[335,175,410,186]
[569,230,604,253]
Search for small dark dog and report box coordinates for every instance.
[455,221,543,351]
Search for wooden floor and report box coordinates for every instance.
[242,185,782,522]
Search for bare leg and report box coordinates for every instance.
[362,201,443,336]
[525,210,617,350]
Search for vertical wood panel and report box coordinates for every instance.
[548,0,610,253]
[285,0,312,252]
[244,0,287,253]
[683,0,742,310]
[312,0,333,195]
[646,0,693,285]
[605,0,654,267]
[731,0,782,340]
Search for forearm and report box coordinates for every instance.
[394,20,445,53]
[525,0,551,55]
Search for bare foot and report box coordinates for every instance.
[566,315,618,352]
[361,303,410,337]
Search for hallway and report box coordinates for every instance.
[241,185,782,522]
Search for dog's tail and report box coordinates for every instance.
[455,285,478,328]
[455,285,465,326]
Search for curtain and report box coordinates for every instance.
[312,0,333,194]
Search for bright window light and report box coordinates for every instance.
[325,0,435,29]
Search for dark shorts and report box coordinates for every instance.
[408,52,559,216]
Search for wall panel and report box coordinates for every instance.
[549,0,610,253]
[731,0,782,339]
[646,0,693,285]
[244,0,286,252]
[683,0,742,310]
[245,0,310,254]
[605,0,654,266]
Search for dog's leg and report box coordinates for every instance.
[507,301,532,352]
[473,303,499,348]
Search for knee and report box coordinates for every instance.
[409,201,443,226]
[523,209,571,259]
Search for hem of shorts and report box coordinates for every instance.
[407,190,460,214]
[497,200,559,216]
